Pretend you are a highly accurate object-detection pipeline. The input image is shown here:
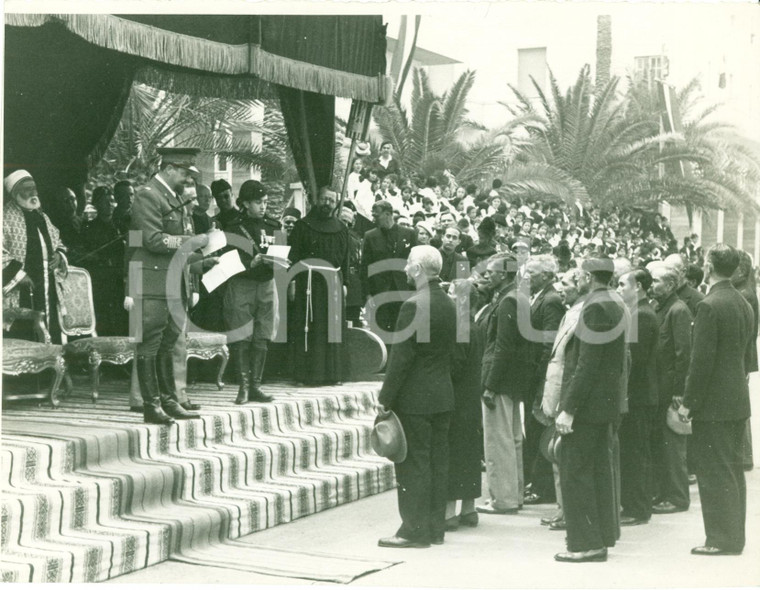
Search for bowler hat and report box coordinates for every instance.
[371,409,407,463]
[666,405,692,436]
[540,424,563,464]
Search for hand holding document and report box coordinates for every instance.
[201,250,246,292]
[201,229,227,256]
[260,244,291,268]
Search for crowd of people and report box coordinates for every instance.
[3,140,756,562]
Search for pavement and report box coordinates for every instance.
[109,381,760,589]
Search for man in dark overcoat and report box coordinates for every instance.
[378,245,457,548]
[554,256,628,562]
[361,200,416,342]
[523,254,565,505]
[679,244,754,556]
[648,261,692,514]
[617,268,659,525]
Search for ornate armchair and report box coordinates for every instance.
[2,308,67,407]
[186,331,228,390]
[56,266,134,402]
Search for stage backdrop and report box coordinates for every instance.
[4,14,388,212]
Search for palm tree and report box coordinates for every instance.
[506,65,760,214]
[90,84,294,203]
[373,68,506,182]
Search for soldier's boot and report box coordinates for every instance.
[249,340,273,403]
[156,350,201,420]
[231,342,251,405]
[136,355,175,425]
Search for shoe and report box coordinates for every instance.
[652,501,688,514]
[554,548,607,563]
[432,535,444,545]
[541,514,564,526]
[688,474,697,485]
[549,519,567,531]
[156,352,201,420]
[523,492,551,505]
[620,516,648,526]
[476,504,519,515]
[378,535,430,548]
[444,516,459,531]
[458,511,479,527]
[249,388,274,403]
[690,545,742,556]
[181,400,201,411]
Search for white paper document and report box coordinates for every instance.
[201,229,227,256]
[201,250,246,292]
[261,244,291,268]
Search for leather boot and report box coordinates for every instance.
[231,342,251,405]
[156,351,201,420]
[136,355,175,425]
[249,340,273,403]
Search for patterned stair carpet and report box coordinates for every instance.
[1,381,398,583]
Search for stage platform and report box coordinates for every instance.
[1,379,395,583]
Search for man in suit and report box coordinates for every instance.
[664,253,704,318]
[679,244,754,556]
[377,245,457,548]
[127,147,214,425]
[438,224,468,284]
[477,252,532,515]
[647,261,692,514]
[361,200,416,343]
[617,268,659,526]
[554,255,628,563]
[523,255,565,505]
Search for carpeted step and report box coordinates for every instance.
[1,382,395,583]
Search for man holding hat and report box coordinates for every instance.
[224,180,280,404]
[127,147,213,425]
[3,169,68,341]
[377,245,457,548]
[554,254,628,562]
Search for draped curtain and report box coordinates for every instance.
[3,14,387,211]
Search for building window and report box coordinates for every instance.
[517,47,547,97]
[634,55,669,86]
[216,154,228,172]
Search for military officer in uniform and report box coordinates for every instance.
[224,180,280,404]
[128,147,213,425]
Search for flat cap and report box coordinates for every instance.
[157,147,200,174]
[582,254,615,273]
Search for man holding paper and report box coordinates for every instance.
[223,180,282,404]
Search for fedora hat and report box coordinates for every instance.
[355,141,371,157]
[371,409,407,463]
[666,405,692,436]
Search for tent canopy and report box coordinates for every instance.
[4,13,388,212]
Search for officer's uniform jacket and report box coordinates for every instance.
[127,174,195,300]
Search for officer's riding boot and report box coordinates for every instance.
[156,351,201,420]
[249,340,273,403]
[136,355,175,425]
[231,342,251,405]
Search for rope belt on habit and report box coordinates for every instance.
[301,263,341,352]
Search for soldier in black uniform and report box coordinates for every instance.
[128,147,215,424]
[224,180,280,404]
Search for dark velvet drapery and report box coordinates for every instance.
[4,15,387,210]
[4,24,136,219]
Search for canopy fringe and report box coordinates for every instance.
[6,13,390,102]
[134,66,277,100]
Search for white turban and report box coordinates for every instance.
[3,169,33,196]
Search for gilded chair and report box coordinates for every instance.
[2,307,67,408]
[55,266,134,402]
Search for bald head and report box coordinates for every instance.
[196,183,212,211]
[407,245,443,282]
[663,253,687,286]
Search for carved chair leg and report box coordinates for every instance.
[62,370,74,398]
[89,351,102,403]
[50,357,65,408]
[217,347,229,390]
